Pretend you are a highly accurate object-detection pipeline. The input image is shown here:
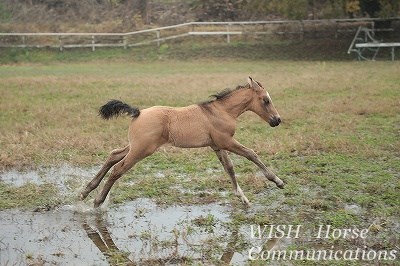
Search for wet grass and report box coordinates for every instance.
[0,182,59,209]
[0,58,399,264]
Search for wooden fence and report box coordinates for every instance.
[0,18,398,51]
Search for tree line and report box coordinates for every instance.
[1,0,399,32]
[189,0,399,20]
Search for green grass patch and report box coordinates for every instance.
[0,60,398,247]
[0,58,398,265]
[0,39,352,64]
[0,182,60,210]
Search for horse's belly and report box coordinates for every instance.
[168,127,211,148]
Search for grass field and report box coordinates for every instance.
[0,54,399,264]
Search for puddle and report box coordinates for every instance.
[344,203,363,215]
[0,166,289,264]
[1,167,399,265]
[0,199,251,265]
[0,165,98,193]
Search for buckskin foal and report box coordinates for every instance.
[81,77,284,208]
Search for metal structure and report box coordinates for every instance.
[0,18,399,51]
[347,26,400,61]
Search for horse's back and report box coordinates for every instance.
[130,105,212,148]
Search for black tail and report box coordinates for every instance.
[99,100,140,120]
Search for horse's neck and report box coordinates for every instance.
[217,90,253,118]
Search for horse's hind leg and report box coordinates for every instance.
[215,150,250,206]
[81,145,129,200]
[93,143,159,208]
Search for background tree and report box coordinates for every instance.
[346,0,361,17]
[359,0,400,17]
[137,0,151,24]
[268,0,309,20]
[376,0,400,17]
[360,0,381,16]
[190,0,243,21]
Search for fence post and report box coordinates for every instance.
[92,35,95,51]
[59,36,63,52]
[123,35,128,49]
[156,30,160,46]
[334,20,338,39]
[22,36,26,48]
[226,24,230,43]
[299,21,304,41]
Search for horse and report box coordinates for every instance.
[80,77,284,208]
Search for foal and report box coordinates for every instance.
[81,77,284,208]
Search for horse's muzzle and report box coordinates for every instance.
[269,117,281,127]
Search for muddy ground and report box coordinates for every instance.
[0,166,398,265]
[0,166,248,265]
[0,60,399,265]
[0,166,272,265]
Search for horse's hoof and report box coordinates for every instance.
[244,201,252,208]
[93,199,102,208]
[277,182,285,189]
[80,192,87,201]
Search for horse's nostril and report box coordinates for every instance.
[270,117,281,127]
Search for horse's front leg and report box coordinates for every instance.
[222,139,284,189]
[214,149,250,206]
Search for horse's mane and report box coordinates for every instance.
[200,83,250,105]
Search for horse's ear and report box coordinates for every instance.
[248,76,262,90]
[247,76,253,85]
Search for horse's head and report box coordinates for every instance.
[247,76,281,127]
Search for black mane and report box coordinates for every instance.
[200,83,250,105]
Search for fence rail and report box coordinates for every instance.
[0,18,399,51]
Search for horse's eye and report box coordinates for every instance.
[263,98,270,105]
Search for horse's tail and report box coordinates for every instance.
[99,99,140,120]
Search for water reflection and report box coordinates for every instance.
[79,207,242,265]
[80,212,134,265]
[0,197,303,265]
[220,229,239,263]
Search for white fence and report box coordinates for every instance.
[0,18,398,51]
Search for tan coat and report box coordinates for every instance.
[81,77,284,207]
